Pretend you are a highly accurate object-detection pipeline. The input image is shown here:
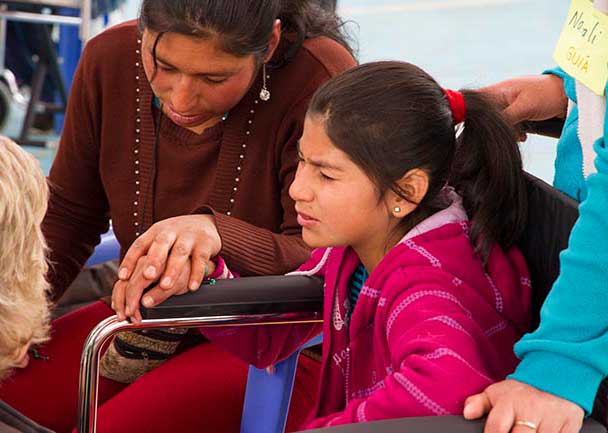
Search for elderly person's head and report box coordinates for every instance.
[0,137,50,378]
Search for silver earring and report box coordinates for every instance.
[260,63,270,101]
[394,206,401,213]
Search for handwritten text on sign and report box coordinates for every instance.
[553,0,608,96]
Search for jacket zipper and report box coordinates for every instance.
[345,347,351,404]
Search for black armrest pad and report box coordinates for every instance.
[300,416,605,433]
[141,275,323,320]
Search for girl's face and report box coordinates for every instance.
[289,116,400,264]
[141,25,279,134]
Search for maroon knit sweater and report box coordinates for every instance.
[44,21,355,299]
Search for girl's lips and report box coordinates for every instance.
[297,212,319,228]
[165,105,211,127]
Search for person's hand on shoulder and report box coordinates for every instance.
[464,379,584,433]
[480,74,568,125]
[112,215,220,322]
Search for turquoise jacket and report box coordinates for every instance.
[510,68,608,413]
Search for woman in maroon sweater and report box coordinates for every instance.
[0,1,355,432]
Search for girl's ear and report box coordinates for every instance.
[388,169,429,218]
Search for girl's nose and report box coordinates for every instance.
[289,164,314,202]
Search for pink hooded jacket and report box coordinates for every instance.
[204,196,531,429]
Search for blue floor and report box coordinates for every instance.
[28,0,570,183]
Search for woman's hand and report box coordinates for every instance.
[113,215,221,321]
[464,379,584,433]
[480,75,568,125]
[112,255,216,322]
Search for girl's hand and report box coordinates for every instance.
[480,75,568,125]
[463,379,584,433]
[112,255,216,322]
[114,215,221,321]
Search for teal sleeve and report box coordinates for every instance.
[510,82,608,414]
[543,66,577,102]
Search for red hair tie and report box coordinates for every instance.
[443,89,466,124]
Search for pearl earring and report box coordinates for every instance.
[259,63,270,101]
[394,206,401,213]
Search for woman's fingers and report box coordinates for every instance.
[123,257,158,319]
[483,401,516,433]
[143,230,178,280]
[463,392,492,420]
[188,245,212,291]
[117,230,156,280]
[142,262,192,308]
[465,380,584,433]
[159,235,195,290]
[111,278,127,320]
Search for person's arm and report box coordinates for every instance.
[43,43,110,301]
[305,273,499,429]
[510,107,608,413]
[479,72,568,126]
[199,248,328,367]
[464,78,606,433]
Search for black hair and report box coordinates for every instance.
[308,61,527,261]
[139,0,355,69]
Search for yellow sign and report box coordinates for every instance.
[553,0,608,96]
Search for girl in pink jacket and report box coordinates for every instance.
[204,61,532,430]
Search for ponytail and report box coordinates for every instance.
[449,90,527,260]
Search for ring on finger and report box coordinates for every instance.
[515,420,538,430]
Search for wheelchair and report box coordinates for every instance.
[77,120,606,433]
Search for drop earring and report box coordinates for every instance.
[259,63,270,101]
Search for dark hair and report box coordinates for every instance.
[138,0,354,67]
[308,61,527,261]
